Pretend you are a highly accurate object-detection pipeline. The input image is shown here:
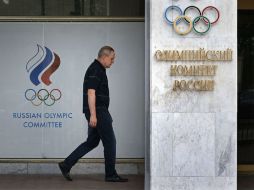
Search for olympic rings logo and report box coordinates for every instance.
[25,89,62,106]
[164,6,220,35]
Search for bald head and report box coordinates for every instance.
[97,46,115,69]
[98,46,115,58]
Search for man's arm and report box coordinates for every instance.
[88,89,97,128]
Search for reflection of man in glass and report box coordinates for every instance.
[59,46,128,182]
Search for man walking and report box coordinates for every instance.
[58,46,128,182]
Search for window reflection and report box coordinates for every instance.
[238,10,254,164]
[0,0,144,17]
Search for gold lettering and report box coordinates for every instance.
[200,80,207,91]
[172,80,215,91]
[170,65,177,76]
[220,51,226,61]
[155,48,233,62]
[187,80,193,90]
[184,65,193,76]
[175,51,183,61]
[227,48,233,61]
[155,50,162,61]
[194,50,200,61]
[173,80,180,91]
[200,48,206,60]
[194,81,201,90]
[183,50,187,61]
[180,80,187,90]
[177,65,184,75]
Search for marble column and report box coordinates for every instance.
[149,0,237,189]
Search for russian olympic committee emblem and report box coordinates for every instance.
[25,44,61,106]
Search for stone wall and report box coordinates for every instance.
[149,0,237,189]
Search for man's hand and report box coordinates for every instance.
[88,89,97,128]
[89,114,97,128]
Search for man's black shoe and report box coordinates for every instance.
[58,162,72,181]
[105,174,128,182]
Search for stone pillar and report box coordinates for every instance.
[149,0,237,189]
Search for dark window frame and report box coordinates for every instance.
[0,0,145,22]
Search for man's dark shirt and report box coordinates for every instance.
[83,59,110,113]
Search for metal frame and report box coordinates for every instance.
[144,0,150,189]
[0,16,144,22]
[238,165,254,174]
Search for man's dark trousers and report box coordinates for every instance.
[63,108,117,177]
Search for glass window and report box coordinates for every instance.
[238,10,254,164]
[0,0,144,17]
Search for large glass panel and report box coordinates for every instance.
[0,0,42,16]
[238,10,254,164]
[0,0,144,17]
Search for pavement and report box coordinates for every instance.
[0,174,253,190]
[0,174,144,190]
